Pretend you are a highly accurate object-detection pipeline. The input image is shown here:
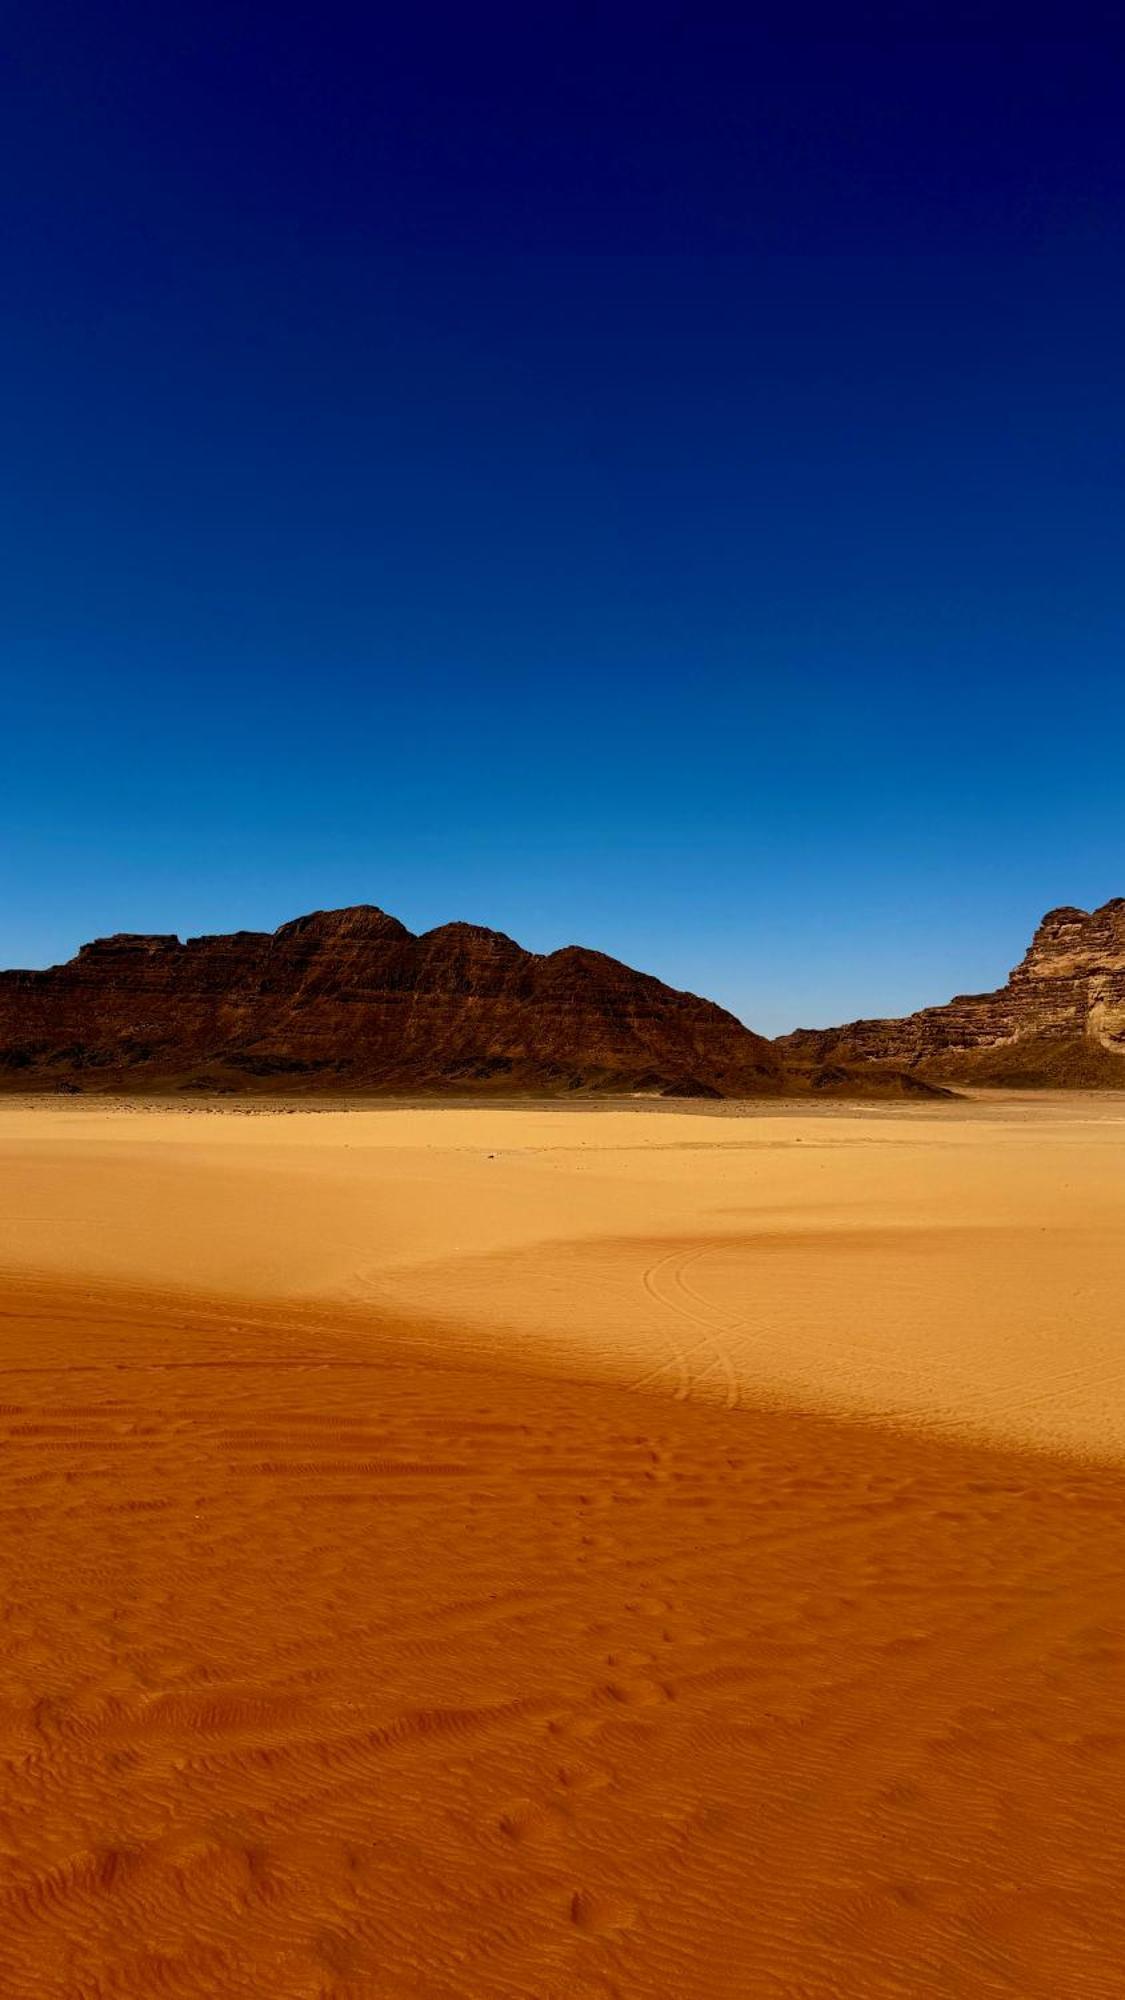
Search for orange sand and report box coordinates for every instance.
[2,1099,1125,1995]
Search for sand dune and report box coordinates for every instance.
[3,1096,1125,1453]
[2,1098,1125,1995]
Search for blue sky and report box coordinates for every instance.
[2,7,1123,1033]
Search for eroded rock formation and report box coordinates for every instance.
[0,906,786,1097]
[779,900,1125,1086]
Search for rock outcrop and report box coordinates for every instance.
[0,906,787,1097]
[779,900,1125,1087]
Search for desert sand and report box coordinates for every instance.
[2,1096,1125,1995]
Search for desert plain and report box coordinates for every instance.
[2,1093,1125,1997]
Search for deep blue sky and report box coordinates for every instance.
[3,6,1123,1032]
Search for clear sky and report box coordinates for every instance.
[3,6,1123,1034]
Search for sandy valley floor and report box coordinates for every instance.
[2,1097,1125,1995]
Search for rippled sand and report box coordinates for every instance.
[2,1097,1124,1995]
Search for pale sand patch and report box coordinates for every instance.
[2,1095,1125,1454]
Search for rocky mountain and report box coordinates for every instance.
[0,906,789,1097]
[779,900,1125,1087]
[29,894,1118,1100]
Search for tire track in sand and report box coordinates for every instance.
[634,1244,744,1408]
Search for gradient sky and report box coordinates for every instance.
[2,6,1124,1034]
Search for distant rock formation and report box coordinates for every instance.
[32,893,1123,1098]
[0,906,787,1097]
[779,900,1125,1087]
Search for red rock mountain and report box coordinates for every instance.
[779,900,1125,1087]
[0,907,786,1097]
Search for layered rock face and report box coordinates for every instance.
[779,900,1125,1086]
[0,906,785,1097]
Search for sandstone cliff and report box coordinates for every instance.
[779,899,1125,1087]
[0,906,787,1098]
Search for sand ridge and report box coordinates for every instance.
[3,1097,1125,1454]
